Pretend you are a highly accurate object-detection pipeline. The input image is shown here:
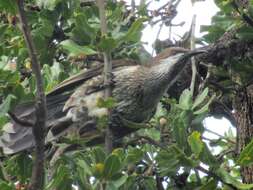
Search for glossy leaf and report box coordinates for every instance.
[236,26,253,40]
[0,94,16,117]
[103,154,121,179]
[120,18,147,43]
[177,89,193,110]
[60,40,97,57]
[216,168,253,189]
[188,131,204,157]
[93,147,106,163]
[194,94,215,115]
[192,88,208,109]
[237,138,253,166]
[198,179,217,190]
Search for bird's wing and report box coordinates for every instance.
[0,59,137,155]
[47,59,137,96]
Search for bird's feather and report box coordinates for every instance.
[0,59,137,154]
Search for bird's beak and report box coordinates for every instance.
[180,49,207,61]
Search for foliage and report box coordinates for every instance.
[0,0,253,189]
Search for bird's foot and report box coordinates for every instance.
[119,115,150,129]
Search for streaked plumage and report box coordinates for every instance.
[0,49,205,154]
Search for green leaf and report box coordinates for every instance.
[198,179,217,190]
[172,116,188,149]
[216,168,253,189]
[97,97,117,109]
[0,0,17,13]
[192,88,208,109]
[143,177,156,190]
[0,95,16,117]
[199,143,219,166]
[188,131,204,157]
[0,116,9,128]
[93,147,106,163]
[171,145,199,167]
[194,94,215,115]
[106,182,117,190]
[120,18,147,43]
[45,164,71,190]
[156,149,180,175]
[76,159,92,176]
[97,36,118,52]
[71,12,98,44]
[0,24,8,41]
[236,25,253,40]
[60,40,97,57]
[103,154,121,179]
[5,153,32,183]
[237,138,253,166]
[126,147,144,164]
[0,180,15,190]
[177,89,193,110]
[111,174,128,188]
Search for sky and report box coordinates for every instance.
[141,0,220,52]
[137,0,236,142]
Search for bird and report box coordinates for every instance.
[0,48,205,155]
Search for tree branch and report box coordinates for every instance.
[16,1,47,190]
[204,128,236,144]
[96,0,113,154]
[8,111,33,127]
[190,14,197,94]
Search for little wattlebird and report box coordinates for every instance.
[0,48,206,154]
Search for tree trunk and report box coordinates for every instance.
[234,85,253,183]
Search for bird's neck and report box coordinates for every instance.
[147,55,185,91]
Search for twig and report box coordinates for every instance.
[216,148,235,161]
[125,135,165,149]
[17,1,47,190]
[152,22,164,56]
[8,111,33,127]
[190,14,197,94]
[156,1,173,12]
[231,1,253,28]
[96,0,113,154]
[205,128,236,144]
[131,0,135,14]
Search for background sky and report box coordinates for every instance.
[135,0,236,149]
[141,0,219,52]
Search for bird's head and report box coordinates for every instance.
[159,48,207,65]
[149,49,207,90]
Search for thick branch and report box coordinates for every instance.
[17,1,47,190]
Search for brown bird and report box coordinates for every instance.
[0,48,205,154]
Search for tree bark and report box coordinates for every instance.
[17,1,47,189]
[234,85,253,183]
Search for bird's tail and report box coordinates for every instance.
[0,102,35,154]
[0,92,69,155]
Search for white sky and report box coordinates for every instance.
[141,0,219,52]
[137,0,236,139]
